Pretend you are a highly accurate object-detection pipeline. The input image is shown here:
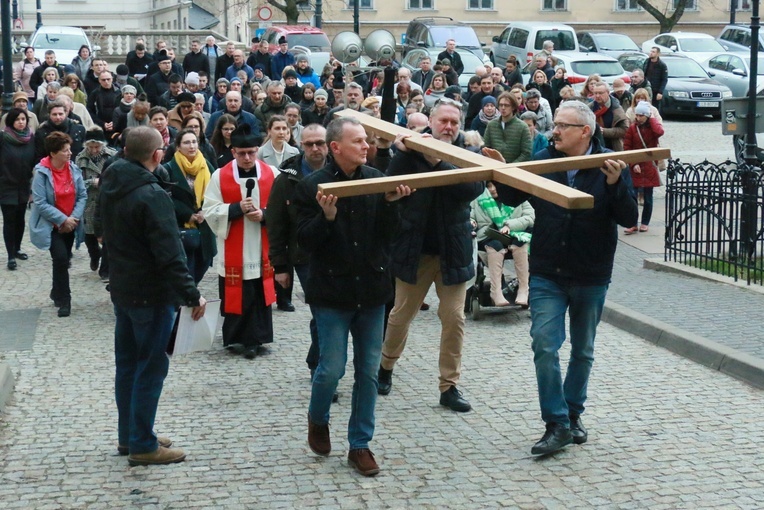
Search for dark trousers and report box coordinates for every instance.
[276,267,293,306]
[183,244,209,284]
[114,303,174,454]
[1,203,26,259]
[294,264,319,370]
[50,229,75,303]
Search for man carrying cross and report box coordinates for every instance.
[492,100,638,455]
[203,124,280,359]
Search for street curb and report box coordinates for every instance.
[0,362,14,412]
[644,258,764,296]
[602,302,764,390]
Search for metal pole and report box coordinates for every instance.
[746,0,759,164]
[35,0,41,29]
[314,0,322,29]
[353,0,359,35]
[731,0,736,25]
[11,0,17,21]
[740,0,760,263]
[2,0,15,113]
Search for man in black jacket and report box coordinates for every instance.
[145,52,174,105]
[100,126,206,466]
[29,50,66,101]
[437,39,464,76]
[182,39,210,76]
[87,71,122,142]
[493,100,637,456]
[378,99,484,413]
[294,117,411,477]
[34,100,86,163]
[267,124,328,378]
[643,47,669,111]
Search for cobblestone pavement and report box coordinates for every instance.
[1,118,763,508]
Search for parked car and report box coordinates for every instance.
[718,24,764,53]
[577,31,642,59]
[401,47,483,93]
[522,51,630,94]
[403,17,490,65]
[702,53,764,97]
[618,53,733,117]
[261,25,331,54]
[21,25,99,65]
[490,21,578,66]
[641,32,727,64]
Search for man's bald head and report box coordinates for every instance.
[125,126,163,170]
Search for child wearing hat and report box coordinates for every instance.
[470,95,500,137]
[623,101,664,235]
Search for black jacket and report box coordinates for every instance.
[643,57,669,97]
[29,62,66,100]
[34,119,86,164]
[0,133,36,205]
[87,86,122,131]
[494,137,638,286]
[267,153,314,272]
[100,158,201,308]
[182,51,210,75]
[386,148,484,286]
[436,50,464,76]
[125,52,154,80]
[294,161,399,309]
[216,54,235,82]
[145,71,172,105]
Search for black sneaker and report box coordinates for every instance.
[377,366,393,396]
[531,422,573,455]
[570,414,588,445]
[57,301,71,318]
[7,259,16,271]
[439,386,472,412]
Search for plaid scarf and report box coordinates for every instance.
[477,191,532,243]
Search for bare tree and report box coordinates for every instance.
[637,0,691,34]
[265,0,303,25]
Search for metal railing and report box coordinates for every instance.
[665,159,764,285]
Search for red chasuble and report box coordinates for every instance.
[219,160,276,314]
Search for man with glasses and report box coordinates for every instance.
[378,98,484,412]
[87,71,122,143]
[100,126,207,466]
[484,92,532,164]
[492,100,637,455]
[267,124,331,385]
[203,124,280,359]
[590,81,629,152]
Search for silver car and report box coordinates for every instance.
[703,52,764,97]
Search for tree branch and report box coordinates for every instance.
[267,0,288,13]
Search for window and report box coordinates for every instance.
[346,0,373,8]
[542,0,567,11]
[733,0,752,9]
[615,0,639,11]
[508,29,529,49]
[673,0,697,10]
[409,0,433,8]
[468,0,493,8]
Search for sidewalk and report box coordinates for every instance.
[604,193,764,389]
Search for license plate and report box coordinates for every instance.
[697,101,718,107]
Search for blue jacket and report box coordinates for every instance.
[205,108,261,140]
[29,162,87,250]
[225,63,255,82]
[295,67,321,89]
[494,137,638,286]
[271,51,295,80]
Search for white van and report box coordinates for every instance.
[490,22,578,66]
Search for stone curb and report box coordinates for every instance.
[602,301,764,390]
[644,258,764,296]
[0,362,14,412]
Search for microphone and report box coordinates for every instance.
[245,179,255,198]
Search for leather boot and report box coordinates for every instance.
[511,245,530,308]
[486,247,510,307]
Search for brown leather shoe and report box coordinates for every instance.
[128,445,186,466]
[348,448,380,476]
[118,436,173,456]
[308,414,331,456]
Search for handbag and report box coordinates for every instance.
[179,228,201,250]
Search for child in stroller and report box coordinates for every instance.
[467,181,534,315]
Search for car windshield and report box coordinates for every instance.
[679,38,725,52]
[570,61,625,77]
[596,34,639,51]
[666,59,709,78]
[744,58,764,75]
[287,34,331,52]
[430,26,481,48]
[34,33,88,50]
[534,30,576,51]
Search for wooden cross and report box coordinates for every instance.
[225,267,241,286]
[318,109,671,209]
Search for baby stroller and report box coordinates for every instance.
[465,228,523,320]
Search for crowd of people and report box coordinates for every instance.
[0,34,663,475]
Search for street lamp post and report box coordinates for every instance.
[2,0,14,113]
[36,0,42,29]
[353,0,359,35]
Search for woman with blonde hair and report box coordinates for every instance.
[424,72,448,108]
[626,87,662,124]
[36,67,61,103]
[582,74,602,100]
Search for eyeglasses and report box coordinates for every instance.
[435,97,463,109]
[303,140,327,148]
[554,122,586,131]
[497,103,513,108]
[155,146,168,153]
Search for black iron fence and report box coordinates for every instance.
[665,159,764,285]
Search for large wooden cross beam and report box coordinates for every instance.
[318,109,671,209]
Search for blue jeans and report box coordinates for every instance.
[294,264,319,370]
[528,275,608,428]
[114,304,175,454]
[309,305,384,450]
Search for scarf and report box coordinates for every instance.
[159,127,170,146]
[2,126,33,145]
[174,150,211,216]
[121,98,136,107]
[478,109,500,125]
[477,190,532,244]
[593,98,611,127]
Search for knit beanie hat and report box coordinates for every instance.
[635,101,652,117]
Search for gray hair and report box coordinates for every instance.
[556,100,596,134]
[46,81,62,92]
[326,117,362,146]
[193,93,206,103]
[631,69,645,79]
[519,111,538,125]
[266,81,284,92]
[592,81,610,92]
[524,88,541,100]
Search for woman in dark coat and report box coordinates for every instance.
[0,108,36,270]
